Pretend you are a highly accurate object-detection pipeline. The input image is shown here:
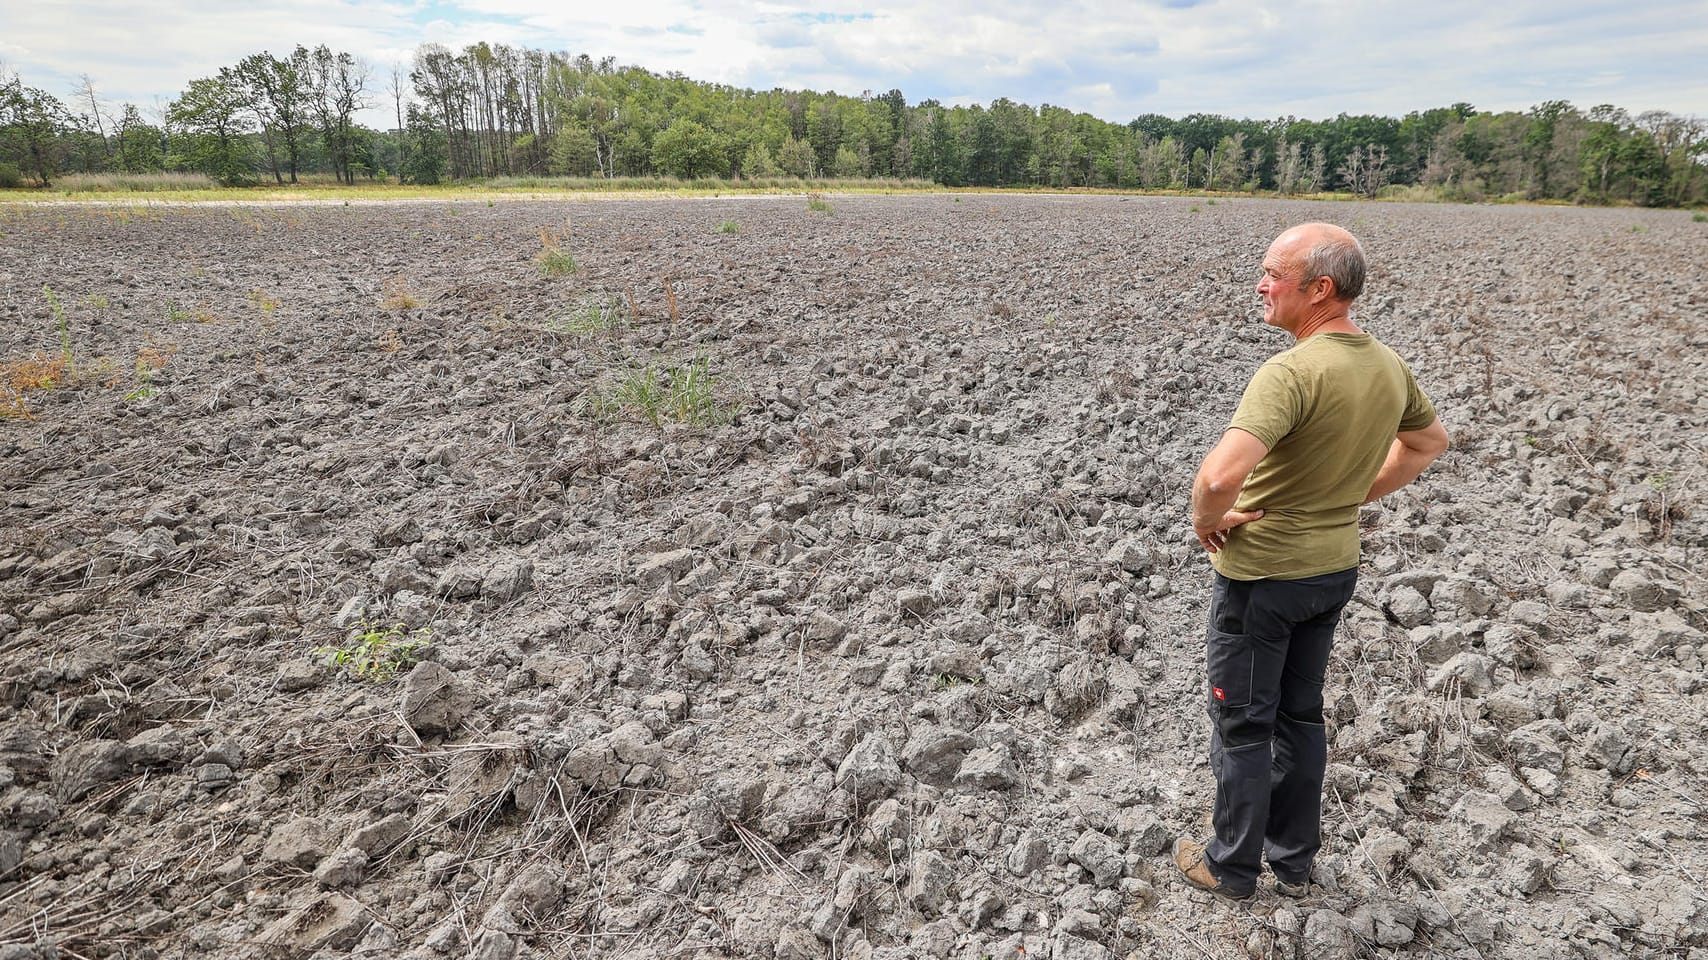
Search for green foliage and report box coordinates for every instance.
[831,143,865,178]
[113,104,165,173]
[0,163,21,188]
[716,220,740,234]
[652,119,729,179]
[806,191,832,213]
[167,76,254,185]
[0,78,71,186]
[777,134,816,178]
[315,622,430,682]
[548,124,599,177]
[1694,212,1707,222]
[401,105,447,185]
[7,39,1708,207]
[740,141,780,178]
[590,356,736,428]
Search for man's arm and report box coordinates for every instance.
[1363,418,1450,504]
[1191,428,1269,553]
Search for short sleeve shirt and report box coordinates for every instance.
[1211,332,1437,580]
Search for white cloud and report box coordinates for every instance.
[4,0,1705,126]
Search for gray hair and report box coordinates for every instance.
[1298,236,1366,302]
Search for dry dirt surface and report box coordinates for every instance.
[1,195,1706,960]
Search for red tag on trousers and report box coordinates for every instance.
[1213,686,1226,701]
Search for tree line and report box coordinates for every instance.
[3,44,1704,207]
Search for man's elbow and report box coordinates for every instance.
[1402,419,1450,459]
[1425,420,1451,457]
[1199,469,1246,498]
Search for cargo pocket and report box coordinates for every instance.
[1205,626,1253,710]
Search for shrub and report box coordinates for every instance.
[717,220,741,234]
[0,163,22,189]
[806,192,831,214]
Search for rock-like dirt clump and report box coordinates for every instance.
[1,195,1705,959]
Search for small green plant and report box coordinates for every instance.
[806,191,831,214]
[537,224,577,276]
[716,220,741,234]
[1206,199,1219,205]
[123,344,175,402]
[1694,212,1707,222]
[166,301,195,323]
[248,288,279,312]
[1189,204,1202,212]
[591,356,735,428]
[43,286,73,375]
[1629,224,1647,233]
[315,622,430,682]
[123,372,157,402]
[549,298,623,337]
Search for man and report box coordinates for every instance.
[1173,223,1449,900]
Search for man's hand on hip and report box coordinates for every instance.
[1194,509,1264,554]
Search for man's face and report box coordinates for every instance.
[1256,239,1310,330]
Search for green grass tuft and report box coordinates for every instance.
[591,356,736,428]
[549,298,623,337]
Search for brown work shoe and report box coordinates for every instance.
[1172,837,1254,900]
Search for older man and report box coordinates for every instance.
[1173,223,1449,900]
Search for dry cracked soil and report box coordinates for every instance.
[1,194,1705,960]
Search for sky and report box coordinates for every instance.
[4,0,1706,128]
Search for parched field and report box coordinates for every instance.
[1,195,1704,960]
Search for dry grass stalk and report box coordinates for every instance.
[1,353,70,418]
[626,285,640,321]
[382,277,421,311]
[663,276,679,323]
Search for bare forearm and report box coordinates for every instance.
[1363,440,1439,503]
[1191,475,1241,529]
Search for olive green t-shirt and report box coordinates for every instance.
[1211,332,1437,581]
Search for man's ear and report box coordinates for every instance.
[1310,275,1336,303]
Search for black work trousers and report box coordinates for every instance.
[1203,566,1357,895]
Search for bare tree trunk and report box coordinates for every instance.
[74,74,113,165]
